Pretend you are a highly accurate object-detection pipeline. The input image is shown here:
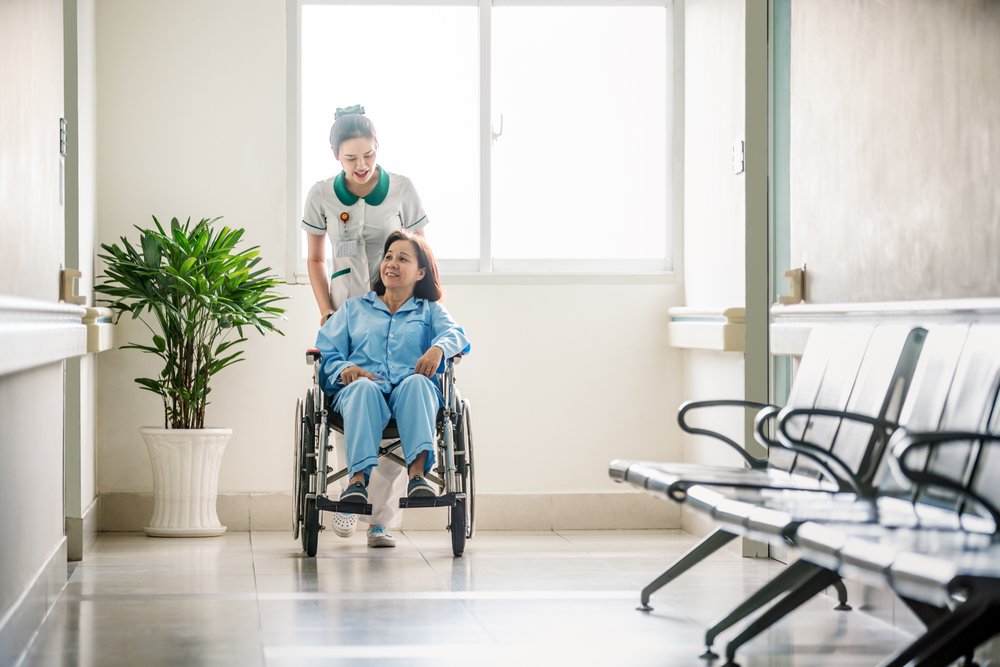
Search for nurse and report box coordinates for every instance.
[301,105,429,548]
[315,231,470,505]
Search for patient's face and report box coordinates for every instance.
[381,240,425,291]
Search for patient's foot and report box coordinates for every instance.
[367,525,396,548]
[407,476,435,498]
[330,512,357,538]
[339,481,368,504]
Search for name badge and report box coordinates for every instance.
[335,239,359,258]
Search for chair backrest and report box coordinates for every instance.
[965,385,1000,522]
[872,325,1000,514]
[779,325,925,486]
[823,325,927,489]
[769,325,875,473]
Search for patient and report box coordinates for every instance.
[316,230,470,504]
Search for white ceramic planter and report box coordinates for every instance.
[140,427,231,537]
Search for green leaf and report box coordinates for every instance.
[95,214,284,427]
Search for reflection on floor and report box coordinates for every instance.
[21,530,913,666]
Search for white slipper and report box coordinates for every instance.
[330,511,358,538]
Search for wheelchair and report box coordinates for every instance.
[293,349,475,557]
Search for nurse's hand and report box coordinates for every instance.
[414,346,444,377]
[340,366,379,385]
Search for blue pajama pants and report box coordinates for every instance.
[332,374,441,481]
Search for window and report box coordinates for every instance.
[288,0,674,279]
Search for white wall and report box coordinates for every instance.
[64,0,99,558]
[93,0,686,508]
[0,0,65,301]
[0,0,68,661]
[679,0,748,472]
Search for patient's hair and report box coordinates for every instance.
[373,230,443,301]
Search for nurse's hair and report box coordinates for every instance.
[373,230,443,302]
[329,105,378,158]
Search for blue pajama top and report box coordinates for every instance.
[316,292,471,396]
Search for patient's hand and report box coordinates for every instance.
[340,366,380,385]
[414,346,444,378]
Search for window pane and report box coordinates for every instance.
[492,6,669,262]
[300,5,479,260]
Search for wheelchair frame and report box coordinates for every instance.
[294,349,475,557]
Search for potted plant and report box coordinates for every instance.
[96,216,285,536]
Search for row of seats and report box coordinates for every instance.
[610,323,1000,666]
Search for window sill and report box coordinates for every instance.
[288,271,679,286]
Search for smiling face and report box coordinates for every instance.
[335,136,377,188]
[380,239,426,291]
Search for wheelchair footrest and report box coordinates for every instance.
[399,493,458,509]
[316,497,373,515]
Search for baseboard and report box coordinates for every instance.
[98,491,681,532]
[66,497,99,562]
[0,538,67,667]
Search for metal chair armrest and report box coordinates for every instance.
[891,431,1000,530]
[677,399,776,470]
[753,405,783,452]
[776,407,897,497]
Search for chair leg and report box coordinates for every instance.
[637,527,737,611]
[879,595,995,667]
[831,576,852,610]
[701,559,820,659]
[722,567,842,666]
[898,595,949,628]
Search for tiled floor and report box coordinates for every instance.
[21,530,914,666]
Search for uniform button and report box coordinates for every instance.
[359,240,366,248]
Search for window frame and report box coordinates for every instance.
[285,0,680,284]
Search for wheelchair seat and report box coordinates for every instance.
[324,396,444,440]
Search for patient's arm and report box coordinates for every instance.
[414,346,444,377]
[339,365,381,385]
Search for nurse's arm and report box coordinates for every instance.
[307,233,335,324]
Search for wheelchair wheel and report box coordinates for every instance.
[303,496,319,557]
[299,391,319,556]
[456,399,475,539]
[449,398,475,556]
[450,498,466,557]
[292,398,304,540]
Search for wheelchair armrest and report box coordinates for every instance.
[677,399,775,470]
[306,348,321,364]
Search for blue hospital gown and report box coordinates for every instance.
[316,292,470,396]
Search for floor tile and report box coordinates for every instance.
[19,529,915,667]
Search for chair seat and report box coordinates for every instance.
[794,519,996,588]
[610,459,838,502]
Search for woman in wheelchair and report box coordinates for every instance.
[315,230,470,508]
